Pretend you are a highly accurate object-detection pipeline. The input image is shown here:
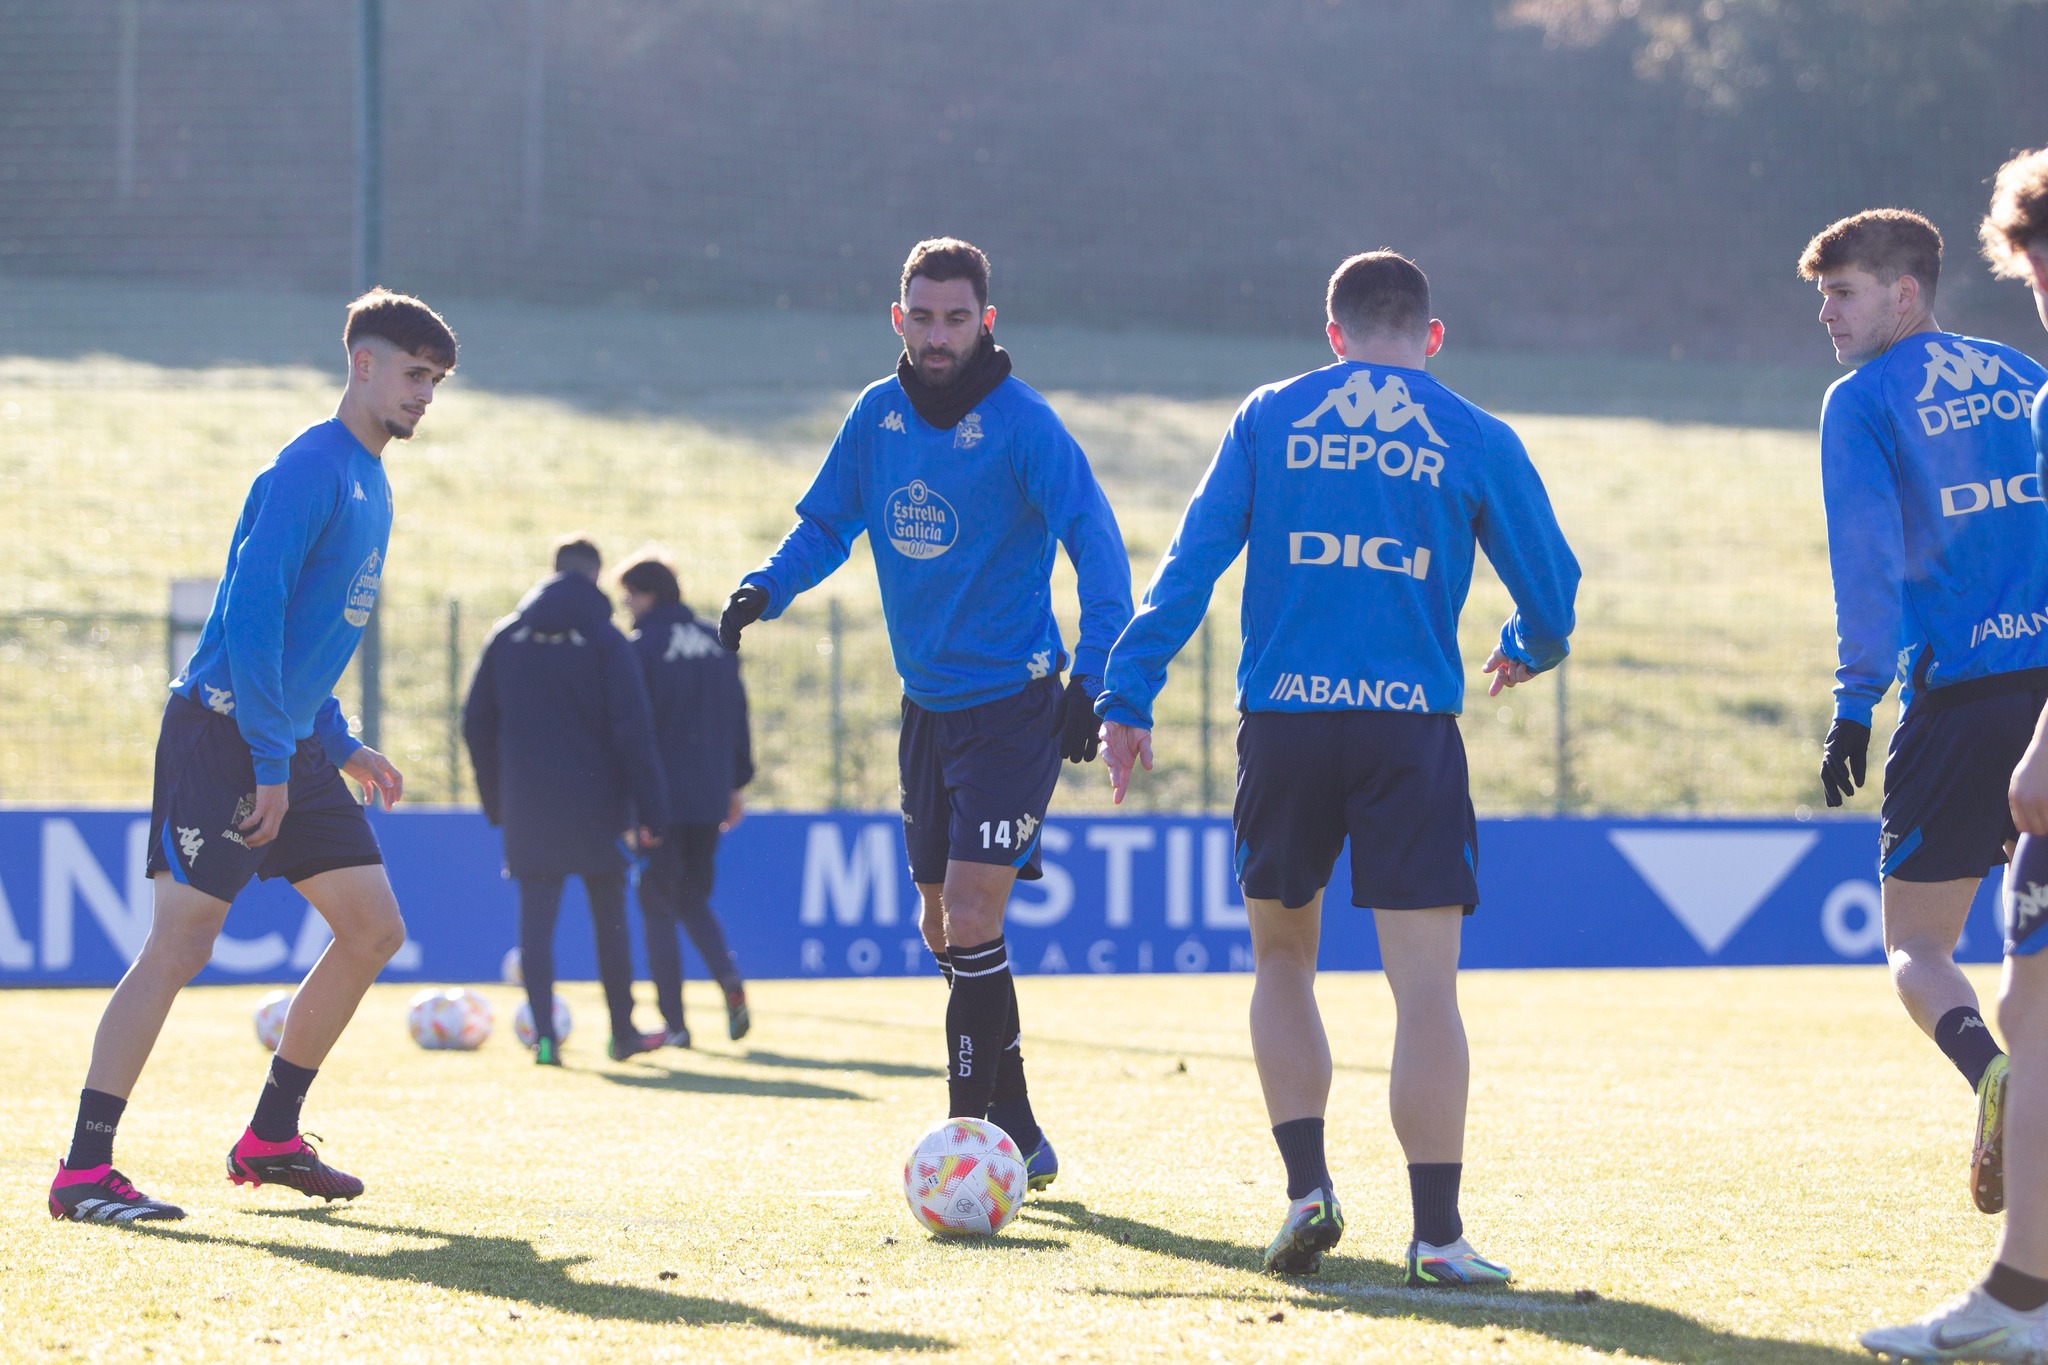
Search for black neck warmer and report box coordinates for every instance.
[896,332,1012,430]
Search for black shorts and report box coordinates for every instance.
[1234,709,1478,912]
[1879,682,2048,883]
[2006,834,2048,957]
[143,694,383,902]
[899,678,1062,885]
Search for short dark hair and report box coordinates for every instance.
[901,238,991,307]
[617,552,681,605]
[1797,209,1943,296]
[344,288,458,369]
[1326,251,1431,341]
[552,535,601,578]
[1982,148,2048,281]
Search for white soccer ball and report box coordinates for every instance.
[902,1117,1029,1237]
[513,993,573,1049]
[501,947,522,986]
[253,989,293,1052]
[406,987,494,1051]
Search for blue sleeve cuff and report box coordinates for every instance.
[320,731,363,771]
[1095,697,1152,730]
[1070,646,1109,681]
[1833,697,1877,726]
[252,754,293,786]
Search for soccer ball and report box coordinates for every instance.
[902,1117,1029,1237]
[406,987,493,1051]
[513,993,573,1049]
[253,989,293,1051]
[500,947,522,986]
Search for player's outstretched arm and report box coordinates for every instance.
[1018,420,1135,684]
[726,412,876,649]
[1101,720,1154,806]
[1474,421,1580,684]
[1819,383,1907,729]
[717,584,770,651]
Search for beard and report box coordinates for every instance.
[911,345,964,388]
[382,415,418,440]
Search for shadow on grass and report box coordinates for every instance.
[600,1065,869,1101]
[739,1048,943,1080]
[134,1212,944,1351]
[1022,1200,1869,1364]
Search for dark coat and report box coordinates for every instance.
[463,573,671,879]
[628,601,754,827]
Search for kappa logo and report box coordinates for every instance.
[2010,878,2048,946]
[1916,340,2029,401]
[1014,812,1040,846]
[880,410,907,434]
[885,480,959,560]
[1294,370,1445,446]
[352,480,367,502]
[202,684,235,716]
[664,622,722,661]
[1027,649,1053,680]
[953,411,985,450]
[1915,340,2039,436]
[176,826,204,864]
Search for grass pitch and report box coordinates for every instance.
[0,966,2009,1362]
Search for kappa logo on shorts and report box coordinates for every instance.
[222,793,256,849]
[880,410,907,433]
[202,685,235,715]
[2011,879,2048,946]
[1015,812,1040,846]
[1027,649,1052,680]
[176,827,204,864]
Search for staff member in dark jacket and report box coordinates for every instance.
[619,553,754,1043]
[463,537,672,1065]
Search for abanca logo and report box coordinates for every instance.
[886,480,959,560]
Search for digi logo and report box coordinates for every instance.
[1288,531,1431,580]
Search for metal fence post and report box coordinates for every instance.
[1554,658,1571,814]
[1199,616,1214,811]
[445,597,461,802]
[828,599,845,810]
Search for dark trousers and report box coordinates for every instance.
[518,871,639,1042]
[638,823,742,1031]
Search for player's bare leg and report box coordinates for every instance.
[1886,873,2009,1211]
[83,876,232,1098]
[1375,907,1467,1163]
[1247,892,1342,1273]
[1884,875,1986,1035]
[1999,950,2048,1274]
[227,863,403,1204]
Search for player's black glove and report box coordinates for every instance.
[717,584,769,652]
[1052,673,1103,763]
[1820,718,1870,808]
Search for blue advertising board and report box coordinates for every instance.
[0,808,2009,987]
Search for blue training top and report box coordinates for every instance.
[744,373,1133,711]
[1820,332,2048,724]
[173,418,391,785]
[1097,361,1579,729]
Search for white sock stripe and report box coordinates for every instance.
[949,961,1012,978]
[949,943,1008,963]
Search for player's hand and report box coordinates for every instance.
[1101,720,1153,806]
[344,747,403,810]
[717,584,770,651]
[636,825,663,850]
[1052,674,1103,763]
[2013,738,2048,836]
[1820,718,1870,808]
[721,789,746,833]
[1482,648,1533,697]
[239,783,289,847]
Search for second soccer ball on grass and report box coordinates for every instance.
[513,993,573,1049]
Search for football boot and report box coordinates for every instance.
[1405,1236,1513,1288]
[48,1162,185,1223]
[1263,1187,1344,1275]
[1975,1053,2009,1215]
[1862,1285,2048,1362]
[227,1129,363,1202]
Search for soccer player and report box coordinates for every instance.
[48,290,454,1223]
[1800,209,2048,1220]
[1863,148,2048,1364]
[1097,252,1579,1283]
[619,551,755,1045]
[462,537,672,1065]
[716,238,1133,1189]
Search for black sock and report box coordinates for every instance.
[66,1088,127,1170]
[1986,1262,2048,1313]
[1272,1117,1330,1199]
[1935,1006,2004,1089]
[985,974,1044,1152]
[944,937,1011,1118]
[1409,1162,1464,1247]
[251,1057,318,1143]
[933,948,954,987]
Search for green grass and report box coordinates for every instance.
[1,280,1873,814]
[0,968,2004,1361]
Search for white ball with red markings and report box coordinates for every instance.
[500,947,522,986]
[513,994,572,1048]
[253,989,293,1052]
[902,1117,1029,1237]
[406,987,493,1051]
